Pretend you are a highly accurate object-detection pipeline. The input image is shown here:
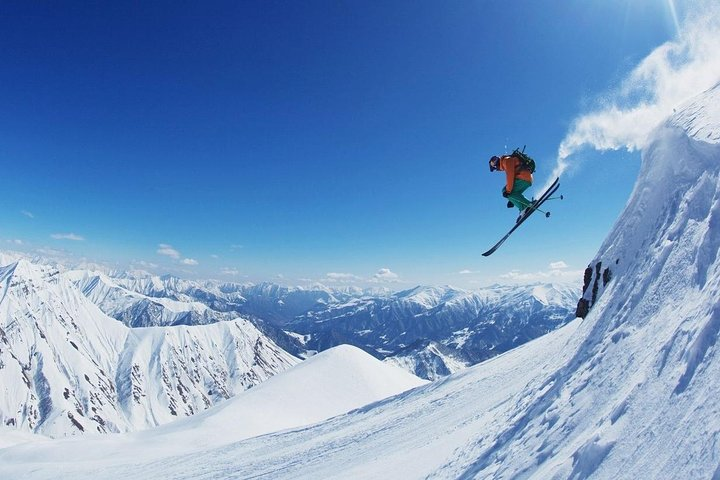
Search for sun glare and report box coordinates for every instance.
[666,0,681,37]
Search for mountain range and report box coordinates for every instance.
[71,268,579,379]
[0,248,579,438]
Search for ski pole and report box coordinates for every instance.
[515,198,549,215]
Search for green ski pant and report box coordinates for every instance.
[504,179,532,212]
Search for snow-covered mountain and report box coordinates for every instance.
[383,339,469,380]
[2,81,717,479]
[0,259,298,437]
[291,283,578,378]
[68,270,236,327]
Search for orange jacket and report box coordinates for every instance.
[499,155,533,192]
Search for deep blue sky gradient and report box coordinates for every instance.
[0,1,682,286]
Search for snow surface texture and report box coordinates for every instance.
[0,260,299,436]
[2,83,720,478]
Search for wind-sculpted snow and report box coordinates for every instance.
[2,84,718,479]
[0,260,298,437]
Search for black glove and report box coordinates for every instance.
[502,188,509,198]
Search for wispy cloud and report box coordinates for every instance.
[6,239,23,245]
[325,272,362,282]
[51,233,85,241]
[549,5,720,186]
[21,210,34,219]
[157,243,198,266]
[157,244,181,259]
[221,267,240,276]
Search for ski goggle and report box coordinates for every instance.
[489,156,500,172]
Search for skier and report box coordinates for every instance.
[489,154,534,222]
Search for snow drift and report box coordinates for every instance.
[1,83,720,479]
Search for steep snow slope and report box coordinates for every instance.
[0,259,298,437]
[2,83,717,479]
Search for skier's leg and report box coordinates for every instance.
[507,180,532,212]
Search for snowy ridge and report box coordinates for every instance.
[69,270,234,327]
[0,259,298,437]
[144,344,427,450]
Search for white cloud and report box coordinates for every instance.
[157,244,181,259]
[550,5,720,186]
[221,267,239,276]
[6,239,23,245]
[549,261,569,270]
[458,269,474,275]
[21,210,34,219]
[51,233,85,241]
[181,258,198,266]
[372,268,400,283]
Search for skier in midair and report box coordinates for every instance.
[489,154,533,222]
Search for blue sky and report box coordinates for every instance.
[0,1,714,288]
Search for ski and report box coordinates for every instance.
[482,178,560,257]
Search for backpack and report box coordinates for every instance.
[510,147,536,174]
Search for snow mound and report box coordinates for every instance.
[154,344,427,444]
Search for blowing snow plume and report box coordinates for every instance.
[549,4,720,186]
